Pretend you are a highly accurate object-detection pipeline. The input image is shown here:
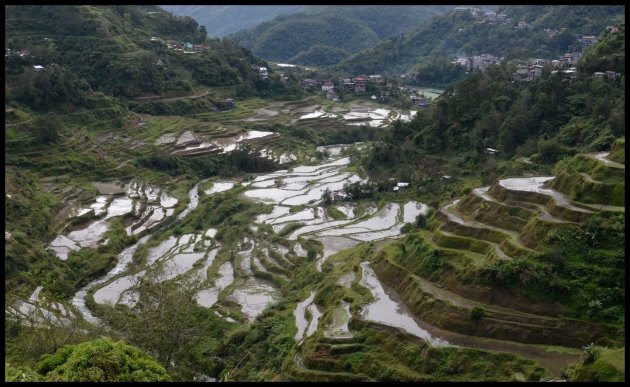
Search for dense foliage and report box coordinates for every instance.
[473,212,624,323]
[36,337,171,381]
[335,5,624,76]
[162,5,306,38]
[228,6,450,64]
[364,29,624,182]
[4,5,277,102]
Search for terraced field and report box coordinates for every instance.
[279,149,623,380]
[5,97,623,381]
[351,151,625,376]
[7,145,427,333]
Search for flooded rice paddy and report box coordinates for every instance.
[498,176,592,212]
[57,142,445,356]
[226,278,280,322]
[359,262,449,347]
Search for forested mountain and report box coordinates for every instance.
[365,23,625,179]
[160,5,306,38]
[335,5,624,76]
[5,5,625,383]
[4,5,282,107]
[227,5,452,66]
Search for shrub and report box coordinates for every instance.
[401,223,414,234]
[416,214,427,229]
[581,343,600,365]
[36,337,171,382]
[470,307,485,320]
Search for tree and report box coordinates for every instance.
[35,113,60,144]
[100,271,221,380]
[322,188,332,205]
[36,337,171,382]
[470,307,485,320]
[416,214,427,229]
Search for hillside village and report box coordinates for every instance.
[5,4,619,111]
[4,4,624,383]
[447,6,621,83]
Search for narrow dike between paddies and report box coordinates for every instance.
[363,258,580,377]
[70,180,210,325]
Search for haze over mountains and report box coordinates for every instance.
[334,5,625,76]
[160,5,306,38]
[163,4,623,76]
[5,4,625,383]
[165,5,453,66]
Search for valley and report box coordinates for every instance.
[6,99,622,381]
[4,4,624,383]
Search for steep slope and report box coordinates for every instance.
[365,150,624,368]
[335,5,624,76]
[161,5,306,38]
[227,6,451,65]
[361,22,624,185]
[4,5,269,101]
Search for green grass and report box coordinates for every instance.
[566,347,625,382]
[278,223,306,237]
[532,344,582,355]
[326,206,347,220]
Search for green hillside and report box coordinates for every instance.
[335,5,624,76]
[4,5,280,102]
[161,5,306,38]
[362,23,625,181]
[4,5,624,383]
[228,5,451,66]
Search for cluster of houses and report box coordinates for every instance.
[453,6,550,31]
[511,36,620,83]
[396,84,431,107]
[456,6,511,26]
[543,28,566,39]
[5,48,31,58]
[251,65,269,80]
[512,53,580,82]
[592,71,621,82]
[161,38,210,54]
[579,35,598,48]
[299,75,394,102]
[452,3,613,53]
[451,53,503,73]
[453,6,514,27]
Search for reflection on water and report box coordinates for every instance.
[227,277,280,322]
[359,262,449,347]
[323,301,353,339]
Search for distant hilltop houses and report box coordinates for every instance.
[511,44,620,83]
[450,4,613,51]
[444,16,620,84]
[511,54,582,83]
[453,6,511,25]
[451,54,503,73]
[161,38,210,54]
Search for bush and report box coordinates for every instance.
[470,307,485,320]
[5,363,44,381]
[36,337,171,382]
[581,343,600,365]
[416,214,427,229]
[401,223,414,234]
